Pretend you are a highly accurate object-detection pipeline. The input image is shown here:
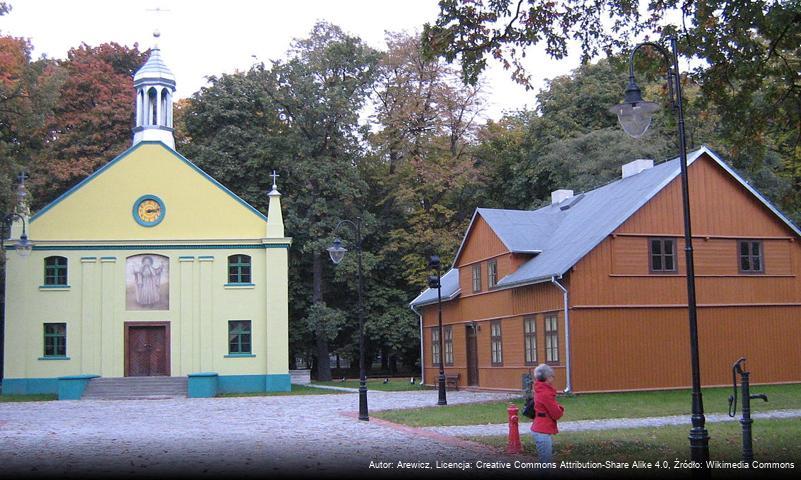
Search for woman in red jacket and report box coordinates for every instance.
[531,363,564,464]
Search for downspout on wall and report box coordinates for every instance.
[410,303,424,384]
[551,276,572,394]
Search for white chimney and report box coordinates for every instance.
[622,159,654,179]
[551,189,574,205]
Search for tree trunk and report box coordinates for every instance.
[380,346,389,371]
[312,251,332,381]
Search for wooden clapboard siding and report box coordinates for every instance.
[455,215,508,267]
[570,306,801,392]
[616,155,791,237]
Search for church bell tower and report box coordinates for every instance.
[132,31,176,148]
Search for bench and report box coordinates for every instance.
[445,373,460,391]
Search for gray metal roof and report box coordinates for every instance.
[410,146,801,307]
[134,47,176,88]
[409,267,460,309]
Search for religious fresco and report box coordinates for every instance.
[125,254,169,310]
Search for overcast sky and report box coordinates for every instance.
[1,0,585,120]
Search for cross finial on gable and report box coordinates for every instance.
[270,170,280,190]
[17,171,28,186]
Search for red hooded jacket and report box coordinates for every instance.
[530,379,564,434]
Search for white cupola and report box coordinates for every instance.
[132,31,176,148]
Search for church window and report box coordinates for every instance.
[228,255,252,284]
[44,256,68,286]
[228,321,252,354]
[43,323,66,357]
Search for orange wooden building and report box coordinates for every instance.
[410,146,801,393]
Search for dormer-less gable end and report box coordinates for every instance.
[30,142,273,241]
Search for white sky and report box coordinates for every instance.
[0,0,587,120]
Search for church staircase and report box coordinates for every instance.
[81,376,188,400]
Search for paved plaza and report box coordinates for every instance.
[0,390,521,478]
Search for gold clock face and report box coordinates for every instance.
[135,197,164,226]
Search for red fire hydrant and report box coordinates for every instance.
[506,403,523,454]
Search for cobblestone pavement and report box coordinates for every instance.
[0,390,519,478]
[424,408,801,437]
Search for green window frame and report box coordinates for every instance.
[228,320,252,354]
[43,323,66,357]
[44,256,68,286]
[228,254,252,284]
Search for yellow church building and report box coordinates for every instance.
[2,42,292,399]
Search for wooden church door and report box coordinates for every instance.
[125,323,169,376]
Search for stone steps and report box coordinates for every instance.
[82,376,188,400]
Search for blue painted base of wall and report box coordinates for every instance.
[188,372,218,398]
[188,373,292,397]
[1,378,59,395]
[4,373,292,398]
[265,374,291,392]
[57,375,100,400]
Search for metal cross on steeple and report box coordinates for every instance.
[270,170,280,189]
[145,7,171,46]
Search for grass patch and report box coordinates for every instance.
[217,384,349,397]
[465,418,801,464]
[0,394,58,402]
[312,378,433,392]
[372,383,801,427]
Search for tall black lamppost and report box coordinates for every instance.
[609,35,710,466]
[327,218,369,421]
[428,255,446,405]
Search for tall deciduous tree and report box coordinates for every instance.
[182,22,379,381]
[423,0,801,221]
[28,43,145,209]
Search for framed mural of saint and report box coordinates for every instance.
[126,254,169,310]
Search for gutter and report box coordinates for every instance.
[410,303,424,384]
[550,276,573,394]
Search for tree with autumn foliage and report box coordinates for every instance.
[28,43,146,209]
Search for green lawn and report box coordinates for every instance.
[372,383,801,427]
[217,384,349,397]
[466,418,801,465]
[312,378,434,392]
[0,393,58,402]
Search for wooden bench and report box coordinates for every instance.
[445,373,460,391]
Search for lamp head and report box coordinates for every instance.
[428,255,441,270]
[327,238,347,265]
[427,275,440,289]
[609,77,660,139]
[16,233,32,258]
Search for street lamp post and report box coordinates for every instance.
[610,35,710,467]
[327,218,369,421]
[1,174,34,383]
[428,255,446,405]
